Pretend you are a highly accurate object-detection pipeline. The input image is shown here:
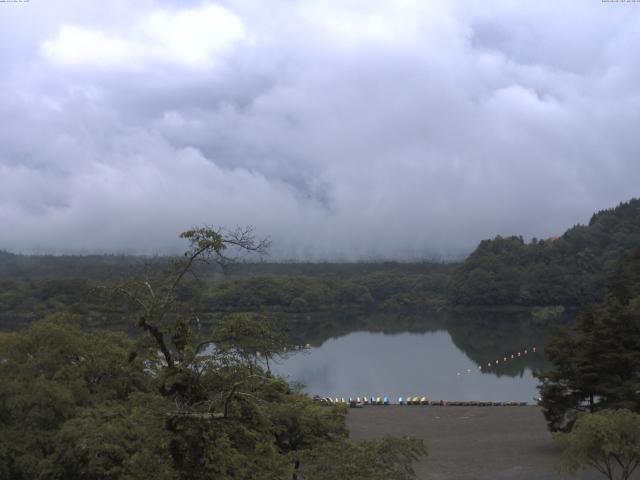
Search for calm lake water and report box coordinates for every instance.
[272,312,556,403]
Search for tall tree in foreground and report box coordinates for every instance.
[536,247,640,431]
[108,226,426,479]
[1,227,427,479]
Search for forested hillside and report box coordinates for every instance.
[0,265,453,334]
[0,250,149,279]
[449,198,640,306]
[1,199,638,320]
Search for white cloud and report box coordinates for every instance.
[0,0,639,258]
[42,3,246,68]
[42,26,133,67]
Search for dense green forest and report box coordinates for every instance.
[449,198,640,306]
[0,251,148,280]
[0,198,639,333]
[0,264,453,332]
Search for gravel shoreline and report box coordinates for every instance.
[347,405,609,480]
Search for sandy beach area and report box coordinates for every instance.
[347,405,611,480]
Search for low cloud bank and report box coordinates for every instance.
[1,1,639,259]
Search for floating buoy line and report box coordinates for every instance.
[313,396,529,407]
[458,346,538,377]
[311,346,540,408]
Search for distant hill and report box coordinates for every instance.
[0,252,152,280]
[1,198,638,313]
[449,198,640,306]
[0,248,451,282]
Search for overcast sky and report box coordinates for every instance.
[1,0,639,259]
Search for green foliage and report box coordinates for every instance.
[450,198,640,306]
[44,399,172,480]
[267,395,348,453]
[0,315,170,480]
[0,264,454,334]
[211,313,293,372]
[199,267,451,313]
[0,314,425,480]
[537,248,640,431]
[201,275,378,312]
[0,227,429,480]
[555,409,640,480]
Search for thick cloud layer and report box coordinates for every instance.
[1,0,639,259]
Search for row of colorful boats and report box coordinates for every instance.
[313,396,529,407]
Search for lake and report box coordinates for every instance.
[272,311,558,403]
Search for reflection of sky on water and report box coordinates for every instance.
[272,331,540,402]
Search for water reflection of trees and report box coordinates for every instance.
[445,311,555,378]
[73,306,572,380]
[278,309,576,379]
